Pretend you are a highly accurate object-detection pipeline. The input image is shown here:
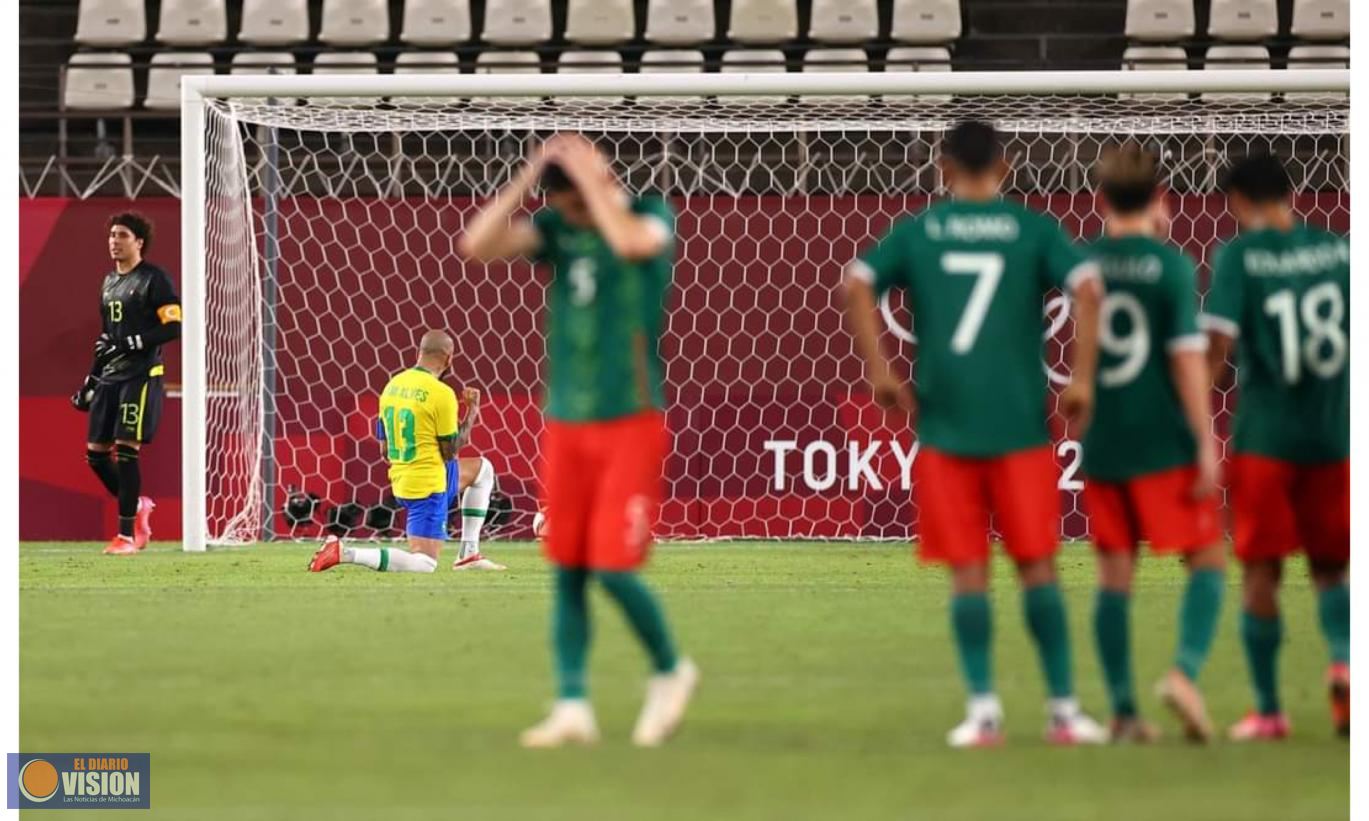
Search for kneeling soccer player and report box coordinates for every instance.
[1203,155,1349,740]
[845,120,1108,747]
[308,329,505,573]
[460,133,697,748]
[1082,144,1226,743]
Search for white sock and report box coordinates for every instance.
[345,547,436,573]
[459,457,494,560]
[1047,697,1079,718]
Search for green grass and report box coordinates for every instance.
[20,541,1346,820]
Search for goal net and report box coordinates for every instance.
[183,70,1349,550]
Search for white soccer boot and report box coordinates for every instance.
[1045,698,1109,745]
[519,700,600,749]
[632,657,701,747]
[946,694,1005,748]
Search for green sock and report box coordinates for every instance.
[1175,569,1225,681]
[597,571,678,674]
[553,567,592,699]
[1023,583,1073,699]
[1318,584,1350,665]
[1240,610,1283,716]
[950,593,994,695]
[1093,589,1134,718]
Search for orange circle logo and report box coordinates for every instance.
[19,758,59,802]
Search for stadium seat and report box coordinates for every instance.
[720,49,788,104]
[145,51,215,110]
[1123,0,1195,41]
[312,52,380,74]
[394,51,461,73]
[156,0,226,45]
[1290,0,1348,40]
[1120,45,1190,100]
[809,0,877,43]
[565,0,634,45]
[483,0,552,45]
[728,0,798,44]
[319,0,390,45]
[239,0,310,45]
[890,0,962,44]
[802,48,869,103]
[884,46,952,102]
[556,50,625,104]
[1286,44,1349,99]
[1202,44,1271,100]
[1207,0,1277,41]
[644,0,714,45]
[400,0,471,45]
[63,53,136,109]
[473,51,543,105]
[638,49,705,103]
[75,0,146,46]
[230,51,298,75]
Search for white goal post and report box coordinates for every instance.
[179,69,1350,553]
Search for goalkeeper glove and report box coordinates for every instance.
[97,332,150,358]
[70,375,98,412]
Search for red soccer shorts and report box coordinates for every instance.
[1083,465,1222,554]
[541,410,666,571]
[914,445,1060,567]
[1229,454,1349,564]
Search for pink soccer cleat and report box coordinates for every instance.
[133,496,156,550]
[1228,711,1291,742]
[308,536,342,572]
[102,535,137,556]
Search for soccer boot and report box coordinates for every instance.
[1045,700,1108,745]
[632,657,701,747]
[947,695,1005,748]
[133,496,156,550]
[1108,716,1161,744]
[1228,711,1291,742]
[1156,668,1215,743]
[453,553,507,571]
[102,535,137,556]
[520,700,600,749]
[1328,662,1349,737]
[308,536,342,572]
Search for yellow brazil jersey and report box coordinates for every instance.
[378,367,459,499]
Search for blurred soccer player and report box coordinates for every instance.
[1203,154,1349,740]
[460,133,698,748]
[1082,145,1225,743]
[307,330,505,573]
[844,120,1107,747]
[72,213,181,555]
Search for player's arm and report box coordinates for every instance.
[99,271,183,355]
[1198,242,1243,389]
[457,154,546,262]
[1043,219,1104,434]
[1165,257,1219,497]
[434,387,462,463]
[451,387,482,451]
[548,135,668,261]
[842,221,915,413]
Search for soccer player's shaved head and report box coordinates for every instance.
[419,329,454,357]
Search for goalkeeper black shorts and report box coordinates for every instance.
[88,370,165,445]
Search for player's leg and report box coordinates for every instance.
[993,446,1105,745]
[101,376,159,552]
[309,495,440,573]
[1296,460,1350,736]
[127,375,163,548]
[1082,479,1153,741]
[1227,454,1296,741]
[452,456,505,570]
[1124,466,1225,742]
[87,382,134,554]
[522,420,600,748]
[914,448,1002,746]
[585,412,697,747]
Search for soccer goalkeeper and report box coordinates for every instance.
[459,133,698,749]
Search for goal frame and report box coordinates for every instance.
[179,68,1350,552]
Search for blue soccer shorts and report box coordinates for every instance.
[397,461,460,539]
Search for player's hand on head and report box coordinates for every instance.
[1059,380,1095,437]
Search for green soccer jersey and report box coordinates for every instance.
[1201,223,1349,463]
[855,198,1096,457]
[1081,235,1205,481]
[532,195,675,422]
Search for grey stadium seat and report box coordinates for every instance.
[239,0,310,45]
[157,0,227,45]
[645,0,714,45]
[1124,0,1195,42]
[64,53,136,109]
[75,0,147,46]
[890,0,962,44]
[400,0,471,46]
[145,51,216,110]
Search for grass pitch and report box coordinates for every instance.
[20,541,1346,820]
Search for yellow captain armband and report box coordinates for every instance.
[158,304,183,324]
